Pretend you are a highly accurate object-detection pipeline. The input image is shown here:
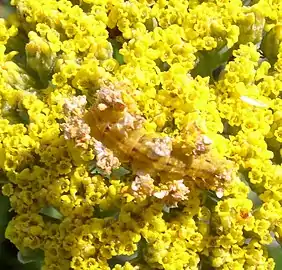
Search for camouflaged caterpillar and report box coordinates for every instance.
[84,83,233,191]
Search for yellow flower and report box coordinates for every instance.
[52,73,68,87]
[2,0,282,268]
[274,127,282,142]
[2,183,14,196]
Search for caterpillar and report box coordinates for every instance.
[84,83,234,191]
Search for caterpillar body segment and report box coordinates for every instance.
[84,103,195,176]
[84,84,233,191]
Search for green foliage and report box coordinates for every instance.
[109,39,125,65]
[17,248,44,267]
[39,206,63,220]
[0,195,11,245]
[191,46,232,81]
[267,240,282,270]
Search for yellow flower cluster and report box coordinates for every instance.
[0,0,282,269]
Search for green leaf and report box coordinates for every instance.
[0,2,15,19]
[17,248,44,268]
[88,161,108,177]
[191,45,232,81]
[267,238,282,270]
[111,167,131,179]
[261,25,282,65]
[109,39,125,65]
[108,252,138,267]
[199,255,215,270]
[92,167,107,176]
[238,171,263,208]
[21,261,43,270]
[39,206,63,220]
[18,107,30,125]
[0,240,42,270]
[0,195,12,245]
[89,161,131,180]
[202,190,222,208]
[94,206,119,219]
